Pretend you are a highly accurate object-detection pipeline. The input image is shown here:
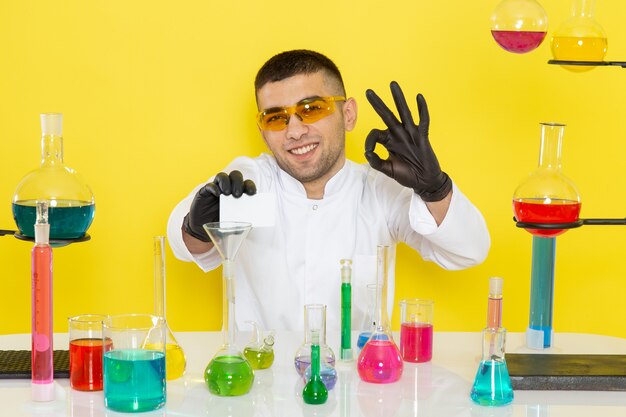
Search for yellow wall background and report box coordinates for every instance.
[1,1,625,338]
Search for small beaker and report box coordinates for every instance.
[103,314,167,412]
[470,327,514,406]
[399,299,434,363]
[68,314,109,391]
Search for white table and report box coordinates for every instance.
[0,331,624,416]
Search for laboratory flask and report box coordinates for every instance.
[513,122,581,238]
[302,330,328,405]
[470,327,514,406]
[145,236,186,380]
[203,222,254,396]
[357,245,403,383]
[294,304,337,390]
[490,0,548,54]
[13,113,95,240]
[551,0,607,71]
[243,321,275,370]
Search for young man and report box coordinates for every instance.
[167,50,490,331]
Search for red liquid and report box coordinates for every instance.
[69,338,110,391]
[491,30,547,53]
[357,340,403,383]
[513,198,581,237]
[400,323,433,363]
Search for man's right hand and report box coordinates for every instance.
[183,170,257,242]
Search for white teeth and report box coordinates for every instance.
[290,144,317,155]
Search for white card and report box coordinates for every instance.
[219,193,276,227]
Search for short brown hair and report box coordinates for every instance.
[255,49,345,96]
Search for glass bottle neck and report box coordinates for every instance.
[304,305,327,345]
[572,0,595,18]
[41,135,64,167]
[154,236,166,319]
[376,246,390,330]
[537,123,564,170]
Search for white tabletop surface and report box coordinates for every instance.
[0,331,624,417]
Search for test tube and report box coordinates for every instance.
[31,201,54,401]
[340,259,353,361]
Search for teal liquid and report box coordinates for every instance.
[204,355,254,396]
[470,360,514,406]
[243,347,274,370]
[103,349,166,412]
[13,200,95,239]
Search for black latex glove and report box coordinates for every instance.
[364,81,452,202]
[183,170,257,242]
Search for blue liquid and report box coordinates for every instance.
[357,332,371,350]
[104,349,166,412]
[13,200,95,239]
[295,357,337,390]
[529,236,556,348]
[470,360,514,406]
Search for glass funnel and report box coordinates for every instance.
[243,321,275,370]
[203,222,254,396]
[357,245,403,384]
[513,122,581,237]
[13,113,95,240]
[490,0,548,54]
[150,236,186,380]
[551,0,607,71]
[294,304,337,390]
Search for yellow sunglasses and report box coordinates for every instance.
[257,96,346,131]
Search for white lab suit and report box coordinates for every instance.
[167,154,490,332]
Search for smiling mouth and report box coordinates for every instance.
[289,143,318,155]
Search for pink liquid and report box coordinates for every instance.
[400,323,433,363]
[32,244,53,385]
[491,30,547,53]
[513,198,581,237]
[487,298,502,329]
[357,340,403,383]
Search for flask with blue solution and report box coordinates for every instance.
[470,327,514,406]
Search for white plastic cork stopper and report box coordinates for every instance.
[489,276,503,297]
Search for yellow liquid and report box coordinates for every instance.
[551,36,607,72]
[144,343,186,380]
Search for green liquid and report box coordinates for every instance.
[243,347,274,370]
[204,355,254,396]
[13,200,94,239]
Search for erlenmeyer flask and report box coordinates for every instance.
[150,236,186,380]
[470,327,514,406]
[13,113,95,240]
[203,222,254,396]
[243,321,275,370]
[294,304,337,390]
[513,122,581,237]
[357,245,403,384]
[551,0,607,71]
[490,0,548,54]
